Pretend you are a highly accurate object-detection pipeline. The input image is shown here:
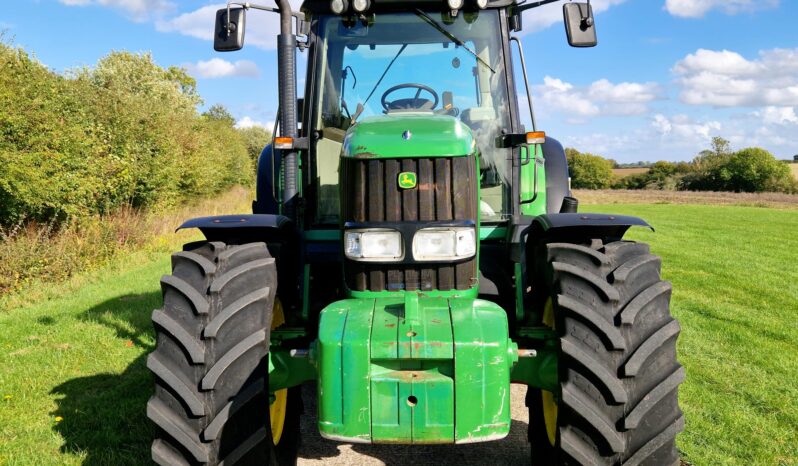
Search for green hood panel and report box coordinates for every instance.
[343,114,476,159]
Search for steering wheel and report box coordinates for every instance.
[381,83,440,112]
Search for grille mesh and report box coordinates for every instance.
[341,156,478,291]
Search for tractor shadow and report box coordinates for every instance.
[298,383,532,465]
[50,292,159,465]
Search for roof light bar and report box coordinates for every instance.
[330,0,348,14]
[352,0,370,12]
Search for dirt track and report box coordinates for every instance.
[297,384,531,465]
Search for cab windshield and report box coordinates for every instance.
[313,10,512,223]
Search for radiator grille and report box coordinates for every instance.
[341,156,478,292]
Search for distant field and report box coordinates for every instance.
[791,163,798,180]
[613,167,650,177]
[575,189,798,209]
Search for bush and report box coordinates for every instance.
[237,126,273,162]
[0,43,253,227]
[613,161,695,190]
[565,148,615,189]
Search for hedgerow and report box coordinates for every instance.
[0,43,254,227]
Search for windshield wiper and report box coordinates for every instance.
[414,9,496,74]
[351,43,408,125]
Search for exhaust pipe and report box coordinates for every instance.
[276,0,299,220]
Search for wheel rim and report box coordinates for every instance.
[270,299,288,446]
[541,298,558,446]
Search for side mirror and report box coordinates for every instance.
[563,3,597,48]
[214,8,246,52]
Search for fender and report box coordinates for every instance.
[177,214,295,243]
[253,143,281,215]
[529,212,653,242]
[178,214,301,310]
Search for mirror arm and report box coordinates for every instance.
[509,36,536,132]
[226,2,305,20]
[517,0,560,13]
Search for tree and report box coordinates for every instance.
[565,148,615,189]
[203,104,236,127]
[713,147,793,193]
[237,126,272,162]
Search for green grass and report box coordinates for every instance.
[1,204,797,465]
[590,204,798,466]
[0,249,171,465]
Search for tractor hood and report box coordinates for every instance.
[342,114,476,159]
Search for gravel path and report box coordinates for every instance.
[297,383,531,466]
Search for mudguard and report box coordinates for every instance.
[253,143,281,215]
[529,212,653,241]
[177,214,300,308]
[542,137,572,214]
[177,214,295,243]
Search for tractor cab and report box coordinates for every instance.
[309,9,514,223]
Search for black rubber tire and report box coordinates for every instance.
[528,240,684,465]
[147,241,300,466]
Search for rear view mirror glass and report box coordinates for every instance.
[563,3,597,48]
[214,8,246,52]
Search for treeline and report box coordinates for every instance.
[567,137,798,193]
[0,42,270,228]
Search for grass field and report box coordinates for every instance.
[791,163,798,180]
[1,202,797,465]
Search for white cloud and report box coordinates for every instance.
[673,48,798,107]
[535,76,662,118]
[664,0,779,18]
[520,0,628,34]
[236,116,273,130]
[756,107,798,126]
[58,0,175,21]
[156,1,301,50]
[184,58,259,79]
[652,114,722,142]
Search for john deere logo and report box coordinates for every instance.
[398,172,417,189]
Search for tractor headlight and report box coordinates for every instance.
[330,0,348,14]
[345,229,403,262]
[475,0,488,8]
[447,0,464,10]
[352,0,370,12]
[413,227,476,261]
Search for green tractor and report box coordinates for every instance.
[147,0,684,464]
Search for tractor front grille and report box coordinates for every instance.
[340,156,478,292]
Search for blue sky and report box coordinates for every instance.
[4,0,797,162]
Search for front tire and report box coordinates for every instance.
[148,241,300,465]
[529,240,684,465]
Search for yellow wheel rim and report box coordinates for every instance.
[269,299,288,446]
[542,298,558,446]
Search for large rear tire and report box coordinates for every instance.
[148,241,300,465]
[528,240,684,465]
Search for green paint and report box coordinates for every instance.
[520,144,547,216]
[268,348,316,392]
[449,299,514,443]
[343,114,475,159]
[316,299,375,442]
[315,296,515,444]
[347,286,479,300]
[510,347,559,393]
[398,171,417,189]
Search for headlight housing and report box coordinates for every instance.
[412,227,476,261]
[345,229,404,262]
